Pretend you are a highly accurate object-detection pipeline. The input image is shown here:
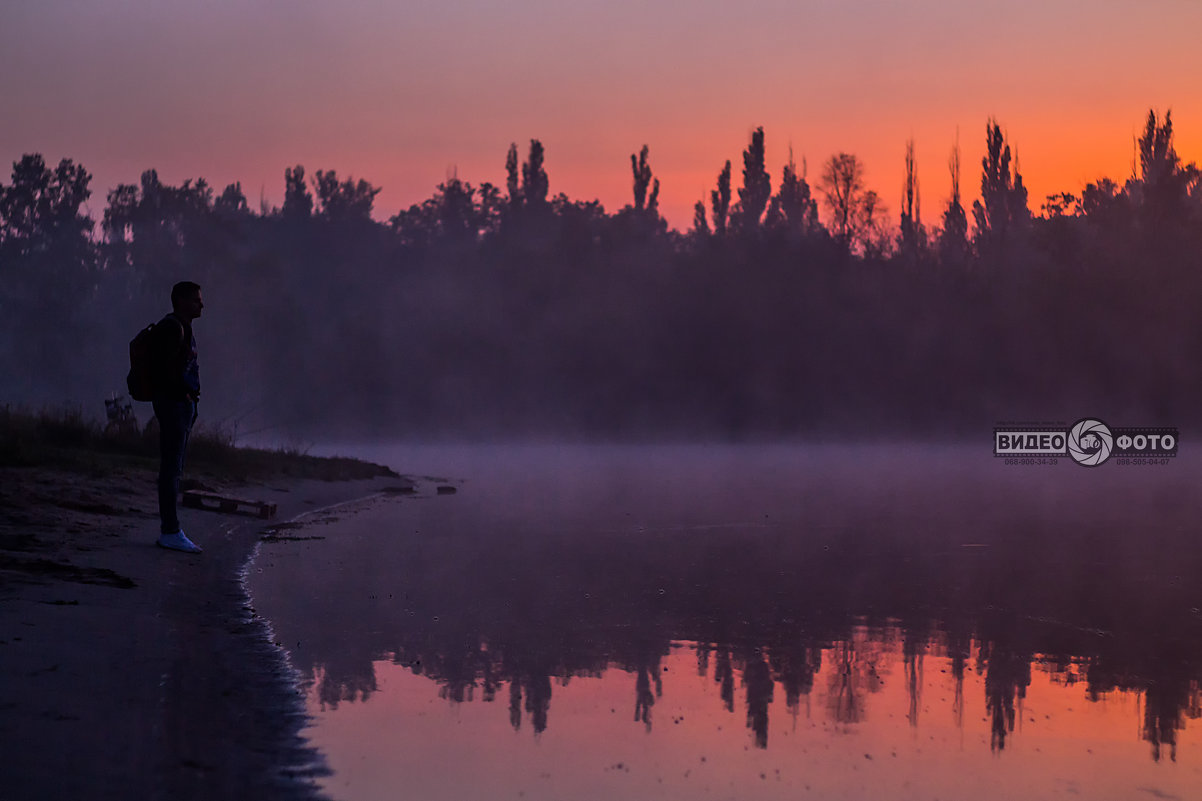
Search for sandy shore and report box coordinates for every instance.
[0,462,405,801]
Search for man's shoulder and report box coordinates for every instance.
[153,315,186,348]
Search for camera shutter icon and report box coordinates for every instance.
[1068,419,1113,466]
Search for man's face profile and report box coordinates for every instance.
[179,290,204,321]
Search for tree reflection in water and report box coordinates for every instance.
[298,625,1200,758]
[266,493,1202,759]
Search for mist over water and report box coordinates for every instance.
[250,443,1202,800]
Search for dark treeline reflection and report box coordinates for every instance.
[2,112,1201,436]
[269,508,1202,760]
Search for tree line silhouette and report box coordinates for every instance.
[1,110,1199,436]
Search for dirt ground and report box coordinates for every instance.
[0,462,403,801]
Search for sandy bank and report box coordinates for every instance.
[0,463,407,801]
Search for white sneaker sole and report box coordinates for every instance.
[156,539,203,554]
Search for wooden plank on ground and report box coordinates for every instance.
[181,490,277,519]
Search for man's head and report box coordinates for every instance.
[171,281,204,321]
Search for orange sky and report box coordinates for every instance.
[2,0,1199,231]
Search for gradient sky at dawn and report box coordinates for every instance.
[3,0,1199,231]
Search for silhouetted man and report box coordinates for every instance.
[153,281,204,553]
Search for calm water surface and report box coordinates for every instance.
[248,444,1202,800]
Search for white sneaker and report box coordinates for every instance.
[157,530,203,554]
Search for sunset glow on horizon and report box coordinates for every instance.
[3,0,1199,231]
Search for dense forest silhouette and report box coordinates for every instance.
[1,111,1200,437]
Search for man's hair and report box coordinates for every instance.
[171,281,201,308]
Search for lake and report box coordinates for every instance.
[247,443,1202,800]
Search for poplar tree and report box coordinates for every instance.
[692,200,711,237]
[1139,109,1178,190]
[938,134,969,267]
[735,127,771,234]
[710,160,732,236]
[1135,109,1197,228]
[631,145,653,211]
[505,143,520,208]
[971,119,1029,257]
[521,140,549,209]
[899,138,923,255]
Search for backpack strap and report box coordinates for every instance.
[160,313,186,352]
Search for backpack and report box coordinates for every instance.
[126,316,183,402]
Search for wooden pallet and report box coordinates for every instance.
[181,490,277,519]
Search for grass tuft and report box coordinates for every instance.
[0,405,396,481]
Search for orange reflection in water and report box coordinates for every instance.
[301,630,1201,801]
[250,445,1202,800]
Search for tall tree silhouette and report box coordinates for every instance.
[938,133,969,267]
[214,182,250,218]
[521,140,549,209]
[0,154,97,395]
[505,143,521,210]
[899,138,923,257]
[1139,109,1179,192]
[631,145,653,211]
[390,175,500,255]
[0,154,94,282]
[282,165,313,221]
[1134,109,1199,233]
[439,176,484,243]
[857,189,890,259]
[691,199,711,238]
[735,127,771,234]
[971,119,1029,258]
[710,160,732,236]
[102,169,215,290]
[821,152,865,252]
[766,148,818,236]
[312,170,380,222]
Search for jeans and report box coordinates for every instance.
[154,398,196,535]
